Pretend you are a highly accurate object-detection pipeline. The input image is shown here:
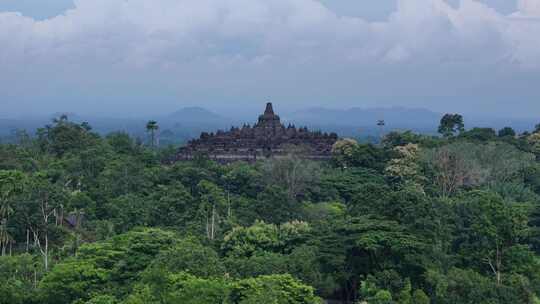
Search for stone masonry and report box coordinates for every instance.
[175,103,338,163]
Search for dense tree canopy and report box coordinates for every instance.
[1,115,540,303]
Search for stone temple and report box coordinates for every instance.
[175,103,338,163]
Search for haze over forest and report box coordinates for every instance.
[1,105,539,146]
[3,2,540,304]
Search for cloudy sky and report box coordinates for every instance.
[0,0,539,118]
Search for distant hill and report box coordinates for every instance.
[0,117,47,137]
[167,107,232,125]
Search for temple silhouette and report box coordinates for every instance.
[175,103,338,163]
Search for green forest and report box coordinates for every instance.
[2,114,540,304]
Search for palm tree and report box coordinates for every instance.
[146,120,159,148]
[377,119,385,143]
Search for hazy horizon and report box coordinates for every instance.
[1,103,539,122]
[1,0,539,119]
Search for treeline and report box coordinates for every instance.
[1,114,540,303]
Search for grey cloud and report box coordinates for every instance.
[518,0,540,15]
[0,0,539,117]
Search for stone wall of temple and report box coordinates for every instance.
[175,103,338,163]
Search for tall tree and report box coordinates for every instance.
[438,114,465,137]
[422,143,483,197]
[146,120,159,148]
[262,146,321,202]
[385,143,425,191]
[0,170,26,256]
[455,191,532,285]
[528,132,540,160]
[37,115,98,157]
[498,127,516,138]
[19,174,65,271]
[198,181,226,240]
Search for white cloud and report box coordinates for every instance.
[0,0,539,116]
[518,0,540,16]
[0,0,538,68]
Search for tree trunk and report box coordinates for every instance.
[211,204,216,240]
[227,191,231,218]
[44,233,48,271]
[1,218,7,256]
[496,243,502,285]
[487,248,502,286]
[60,206,64,227]
[206,212,210,239]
